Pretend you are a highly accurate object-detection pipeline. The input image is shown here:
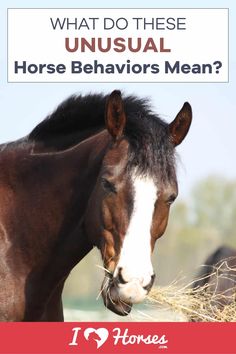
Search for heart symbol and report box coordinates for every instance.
[84,328,109,348]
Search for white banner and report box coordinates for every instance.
[8,8,229,82]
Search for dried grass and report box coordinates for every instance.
[147,261,236,322]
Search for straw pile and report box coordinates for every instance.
[147,261,236,322]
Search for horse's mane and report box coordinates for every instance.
[29,93,153,145]
[29,92,176,182]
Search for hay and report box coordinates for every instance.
[147,262,236,322]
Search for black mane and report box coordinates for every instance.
[29,93,153,147]
[29,93,176,183]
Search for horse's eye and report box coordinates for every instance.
[166,194,177,205]
[102,178,117,194]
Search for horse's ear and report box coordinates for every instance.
[105,90,126,140]
[169,102,192,146]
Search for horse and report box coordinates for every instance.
[0,90,192,321]
[192,246,236,309]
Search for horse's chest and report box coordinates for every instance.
[0,273,26,321]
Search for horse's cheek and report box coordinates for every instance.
[151,206,170,247]
[101,229,116,271]
[102,200,113,231]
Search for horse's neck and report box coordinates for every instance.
[31,129,109,257]
[21,131,110,319]
[2,130,109,273]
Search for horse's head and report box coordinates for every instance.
[85,90,192,316]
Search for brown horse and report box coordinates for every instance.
[0,90,192,321]
[193,246,236,309]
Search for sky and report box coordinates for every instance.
[0,0,235,198]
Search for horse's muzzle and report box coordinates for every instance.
[101,273,155,316]
[101,275,132,316]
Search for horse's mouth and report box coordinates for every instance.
[103,295,132,316]
[101,277,132,316]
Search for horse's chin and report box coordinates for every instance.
[104,295,132,316]
[101,278,132,316]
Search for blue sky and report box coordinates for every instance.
[0,0,235,197]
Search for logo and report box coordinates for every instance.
[83,328,109,349]
[69,326,168,349]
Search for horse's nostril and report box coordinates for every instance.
[143,274,156,292]
[117,267,128,284]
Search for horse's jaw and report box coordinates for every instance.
[101,278,132,316]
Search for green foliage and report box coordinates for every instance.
[192,176,236,241]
